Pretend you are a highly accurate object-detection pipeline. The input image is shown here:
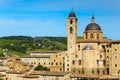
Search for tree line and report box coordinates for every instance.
[0,36,67,56]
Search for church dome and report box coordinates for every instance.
[85,23,101,31]
[85,15,102,31]
[68,11,76,17]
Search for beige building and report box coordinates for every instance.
[50,11,120,79]
[28,71,70,80]
[20,51,58,68]
[20,55,50,68]
[1,11,120,80]
[30,51,58,56]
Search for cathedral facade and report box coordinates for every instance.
[50,11,120,78]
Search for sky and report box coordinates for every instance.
[0,0,120,40]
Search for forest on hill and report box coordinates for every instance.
[0,36,67,56]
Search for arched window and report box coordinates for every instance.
[70,27,73,33]
[98,70,100,74]
[60,62,62,65]
[92,70,94,74]
[56,62,58,65]
[97,33,99,39]
[79,60,81,65]
[86,33,87,39]
[78,45,80,50]
[90,33,93,39]
[70,20,73,24]
[72,60,75,65]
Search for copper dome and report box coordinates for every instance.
[85,15,102,31]
[85,23,101,31]
[68,11,76,17]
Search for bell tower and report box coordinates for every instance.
[67,11,77,54]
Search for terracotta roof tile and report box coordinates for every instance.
[77,38,111,43]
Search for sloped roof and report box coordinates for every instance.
[82,44,95,50]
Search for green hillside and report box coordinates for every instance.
[0,36,67,56]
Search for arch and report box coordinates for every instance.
[90,33,93,39]
[86,33,87,39]
[78,45,80,50]
[97,33,99,39]
[79,60,81,65]
[70,20,73,24]
[70,27,73,33]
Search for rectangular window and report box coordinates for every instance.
[115,55,118,59]
[67,68,69,71]
[115,64,117,67]
[103,60,105,65]
[79,60,81,65]
[72,60,75,65]
[92,70,94,74]
[51,62,53,65]
[75,55,78,58]
[97,60,99,64]
[44,62,46,65]
[82,71,84,74]
[60,62,62,65]
[56,62,58,65]
[78,45,80,50]
[59,54,61,56]
[60,68,62,71]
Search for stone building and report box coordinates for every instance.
[20,51,58,68]
[50,11,120,79]
[20,55,51,68]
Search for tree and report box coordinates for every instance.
[0,78,4,80]
[34,64,49,71]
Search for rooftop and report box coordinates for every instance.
[20,55,50,58]
[70,73,118,79]
[68,11,76,17]
[77,38,111,43]
[23,75,39,78]
[31,51,61,53]
[30,71,69,76]
[6,70,26,74]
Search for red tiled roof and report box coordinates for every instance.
[77,38,111,43]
